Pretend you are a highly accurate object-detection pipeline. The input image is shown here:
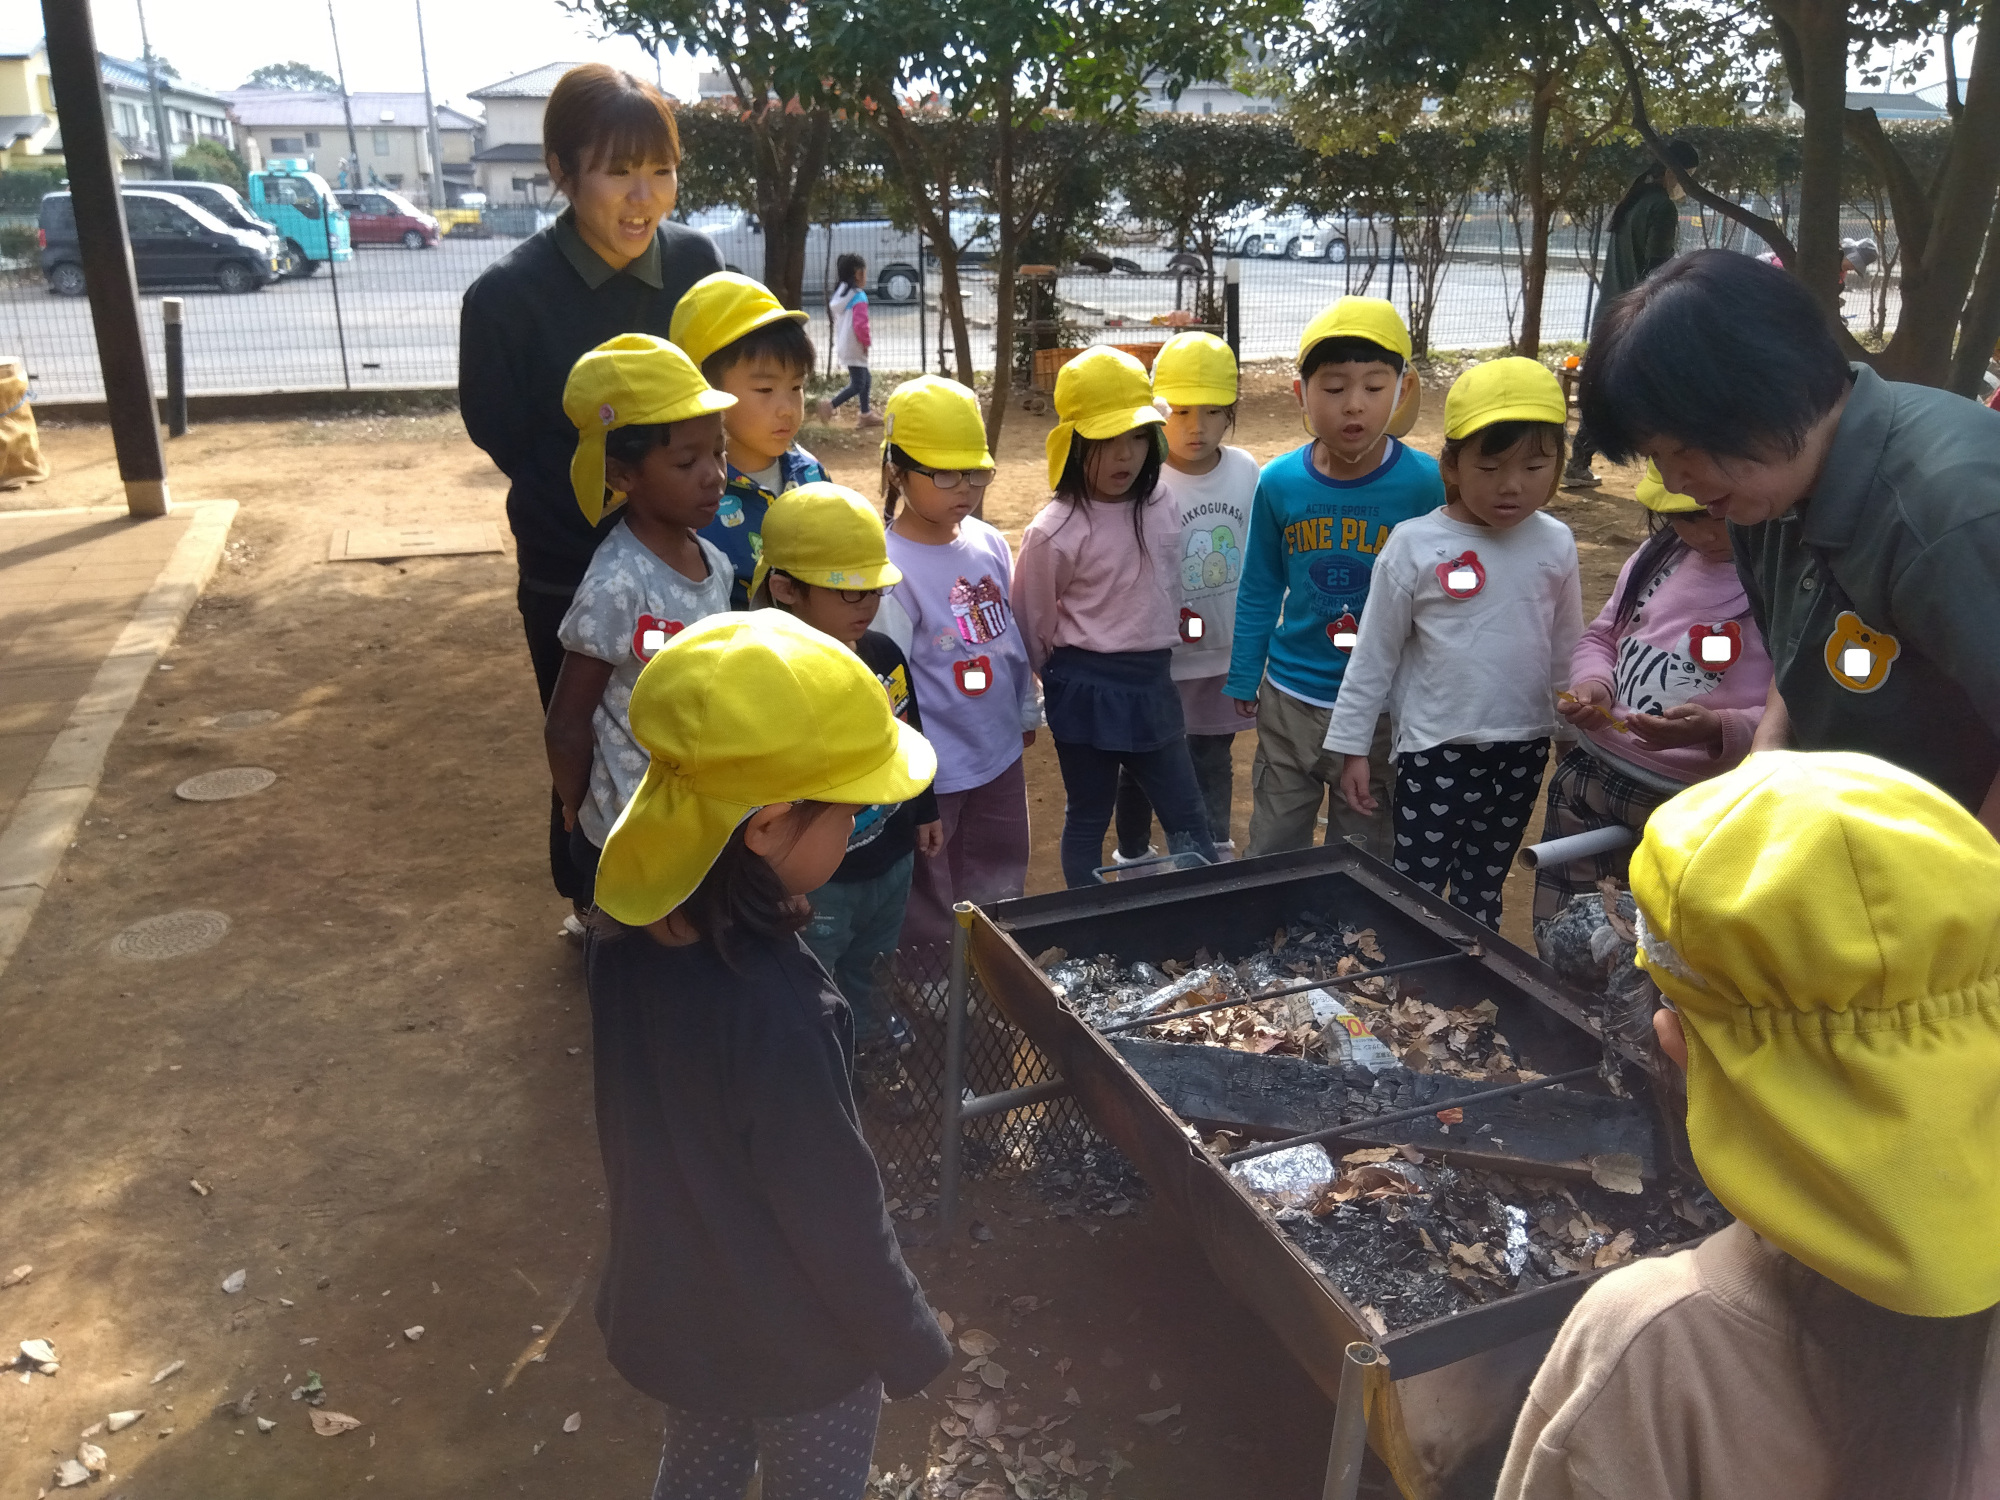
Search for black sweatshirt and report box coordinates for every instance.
[586,927,951,1416]
[459,216,723,589]
[832,631,942,884]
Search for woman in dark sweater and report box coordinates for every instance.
[586,610,950,1497]
[459,64,723,916]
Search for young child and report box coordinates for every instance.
[1499,751,2000,1500]
[876,376,1039,958]
[821,254,880,427]
[1325,356,1584,930]
[586,610,952,1496]
[546,333,738,906]
[1224,298,1442,860]
[1015,347,1216,887]
[669,270,828,606]
[751,482,941,1050]
[1532,460,1772,929]
[1112,331,1260,862]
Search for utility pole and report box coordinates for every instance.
[327,1,361,190]
[415,0,445,207]
[134,0,172,180]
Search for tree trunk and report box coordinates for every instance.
[1518,75,1555,358]
[749,104,833,310]
[1949,186,2000,397]
[1777,1,1849,316]
[985,70,1018,455]
[873,106,975,385]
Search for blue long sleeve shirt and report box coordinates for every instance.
[1223,438,1443,707]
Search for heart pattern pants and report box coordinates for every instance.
[1392,738,1550,931]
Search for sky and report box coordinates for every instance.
[84,0,705,113]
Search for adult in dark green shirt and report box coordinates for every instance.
[1577,250,2000,837]
[1566,140,1698,489]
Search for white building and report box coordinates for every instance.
[100,52,235,179]
[466,62,580,207]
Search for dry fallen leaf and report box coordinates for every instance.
[562,1411,582,1434]
[1356,1304,1389,1338]
[978,1361,1009,1390]
[309,1410,361,1437]
[1594,1230,1638,1269]
[1449,1241,1492,1267]
[936,1310,954,1337]
[1063,1387,1081,1406]
[958,1329,1000,1358]
[1340,1147,1402,1165]
[972,1401,1001,1438]
[1435,1108,1465,1125]
[1136,1404,1181,1427]
[1588,1154,1646,1196]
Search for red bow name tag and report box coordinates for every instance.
[1179,607,1206,644]
[954,655,992,696]
[1689,621,1741,670]
[632,614,685,661]
[1437,552,1485,599]
[1326,612,1359,652]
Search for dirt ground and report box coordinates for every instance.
[0,379,1644,1500]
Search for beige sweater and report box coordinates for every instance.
[1496,1220,1999,1500]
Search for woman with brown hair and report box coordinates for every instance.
[460,64,722,925]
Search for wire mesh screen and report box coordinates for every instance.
[857,939,1097,1204]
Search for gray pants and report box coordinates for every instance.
[1245,680,1395,860]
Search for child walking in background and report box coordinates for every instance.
[1016,347,1216,887]
[1225,298,1442,860]
[1326,357,1583,930]
[822,255,880,427]
[876,376,1039,958]
[1113,331,1259,862]
[586,611,951,1497]
[670,271,828,606]
[1531,461,1770,928]
[751,482,941,1051]
[545,334,738,913]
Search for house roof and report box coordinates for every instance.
[437,105,481,132]
[224,89,479,130]
[467,62,582,101]
[471,141,546,163]
[100,52,227,106]
[1845,89,1947,120]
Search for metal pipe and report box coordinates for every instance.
[1223,258,1242,359]
[935,901,975,1235]
[1095,948,1476,1037]
[1517,823,1636,871]
[959,1076,1070,1121]
[1219,1064,1600,1166]
[1322,1342,1383,1500]
[161,298,186,438]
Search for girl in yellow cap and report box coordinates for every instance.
[751,481,941,1053]
[1499,750,2000,1500]
[1323,357,1584,929]
[586,609,951,1495]
[1015,346,1217,885]
[1109,332,1261,864]
[878,376,1039,955]
[1533,461,1774,932]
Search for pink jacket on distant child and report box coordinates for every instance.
[1570,547,1773,785]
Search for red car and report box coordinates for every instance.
[335,190,440,250]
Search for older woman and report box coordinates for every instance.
[460,64,722,920]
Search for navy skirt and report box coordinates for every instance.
[1042,647,1186,753]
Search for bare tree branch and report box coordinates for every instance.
[1844,104,1934,266]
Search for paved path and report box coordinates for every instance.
[0,500,235,970]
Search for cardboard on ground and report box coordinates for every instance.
[329,524,504,562]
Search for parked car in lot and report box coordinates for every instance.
[38,188,283,295]
[336,189,440,249]
[245,161,351,278]
[146,179,296,276]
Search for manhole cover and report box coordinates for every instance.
[211,710,280,731]
[110,909,231,961]
[175,767,278,802]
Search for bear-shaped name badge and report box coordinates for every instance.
[1823,610,1900,693]
[631,614,684,661]
[1179,607,1206,643]
[954,655,993,696]
[1437,551,1485,599]
[1689,621,1742,670]
[1326,612,1359,652]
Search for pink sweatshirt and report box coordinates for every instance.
[1014,487,1184,673]
[1571,546,1773,785]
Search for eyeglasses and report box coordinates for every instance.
[906,463,995,492]
[775,571,883,605]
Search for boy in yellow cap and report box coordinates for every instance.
[670,270,828,606]
[877,375,1040,956]
[586,609,951,1494]
[545,333,737,914]
[751,482,941,1052]
[1324,356,1583,931]
[1224,297,1441,861]
[1533,458,1773,930]
[1499,750,2000,1500]
[1110,331,1259,864]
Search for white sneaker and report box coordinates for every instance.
[1111,845,1160,865]
[561,913,588,942]
[1213,839,1237,863]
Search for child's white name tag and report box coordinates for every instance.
[641,629,668,654]
[1447,568,1478,592]
[1332,629,1358,650]
[1841,646,1872,679]
[1699,635,1732,663]
[1186,616,1204,639]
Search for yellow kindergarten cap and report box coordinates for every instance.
[595,611,937,927]
[563,334,736,525]
[1443,356,1567,440]
[1045,346,1164,489]
[1629,750,2000,1319]
[1296,296,1413,368]
[1151,331,1238,407]
[1633,458,1704,514]
[883,375,994,471]
[668,271,809,368]
[750,481,903,606]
